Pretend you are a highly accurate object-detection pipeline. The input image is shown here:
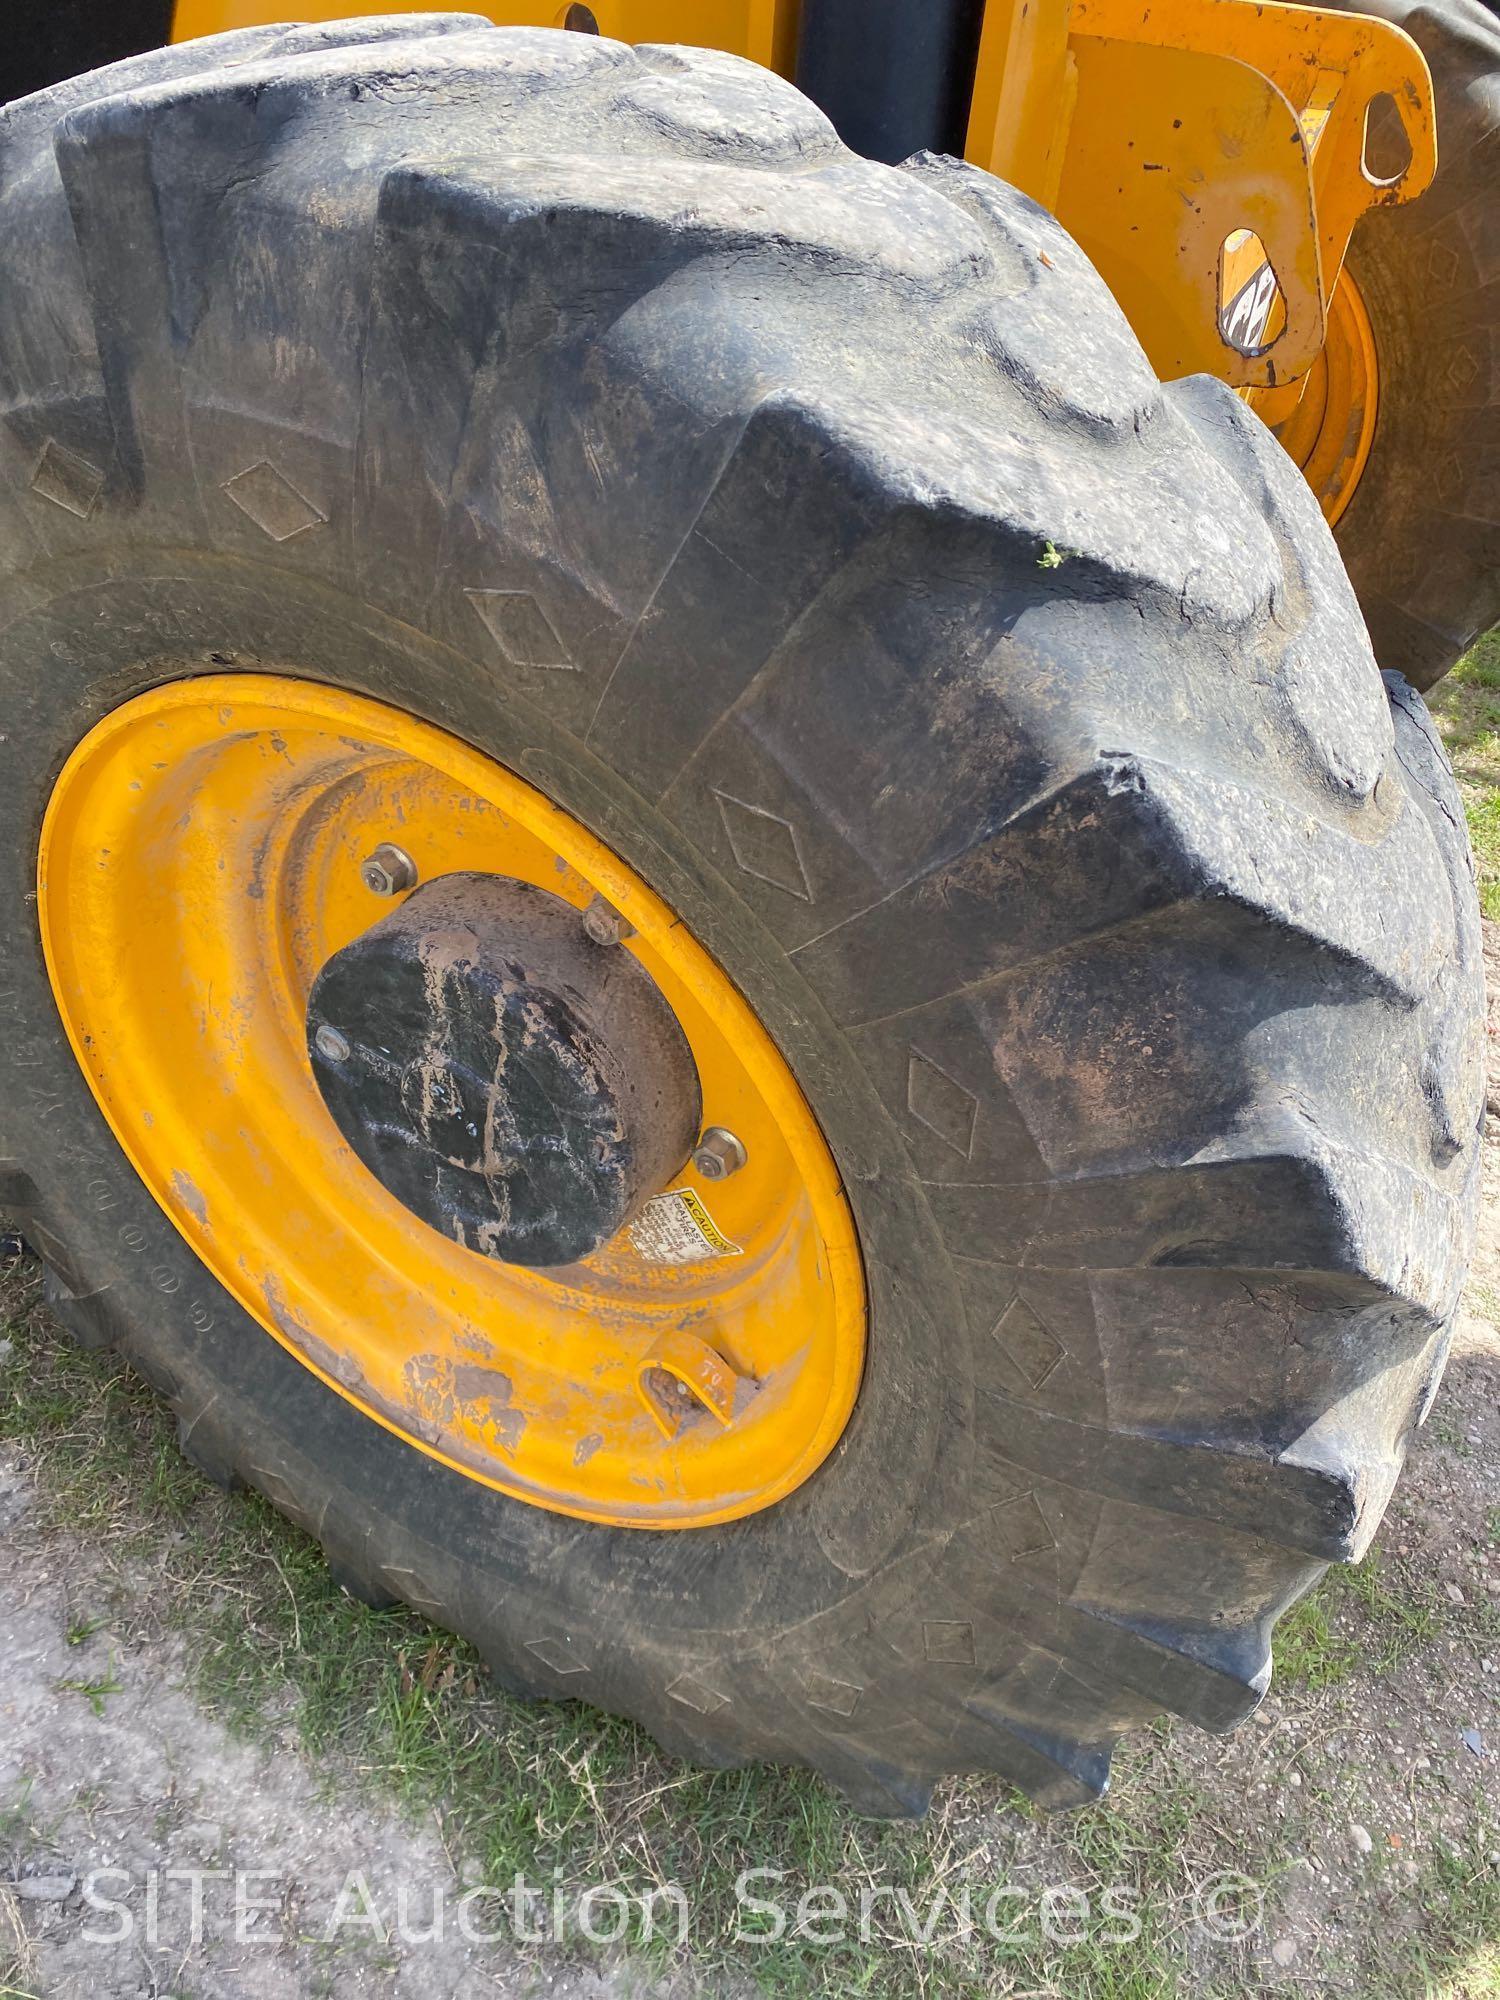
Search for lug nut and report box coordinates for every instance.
[315,1024,351,1064]
[691,1126,747,1181]
[582,895,635,947]
[360,843,418,897]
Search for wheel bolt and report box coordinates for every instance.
[360,842,418,896]
[582,895,634,947]
[691,1126,747,1181]
[315,1024,351,1064]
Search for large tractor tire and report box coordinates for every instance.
[0,19,1484,1815]
[1302,0,1500,688]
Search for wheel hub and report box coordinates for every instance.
[307,873,701,1267]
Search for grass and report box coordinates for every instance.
[1369,1828,1500,1998]
[1430,627,1500,919]
[52,1665,123,1720]
[1278,1564,1422,1692]
[0,1791,40,2000]
[1275,1555,1441,1692]
[0,1907,39,2000]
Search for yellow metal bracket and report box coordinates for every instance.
[966,0,1436,387]
[638,1328,757,1440]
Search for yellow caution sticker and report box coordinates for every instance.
[628,1187,742,1265]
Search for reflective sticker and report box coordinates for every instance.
[629,1188,741,1264]
[1220,261,1280,356]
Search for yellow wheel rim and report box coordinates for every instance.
[38,676,866,1528]
[1255,267,1380,531]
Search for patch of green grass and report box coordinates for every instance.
[1462,792,1500,923]
[1275,1584,1362,1692]
[1427,1406,1476,1459]
[1468,1286,1500,1343]
[0,1786,35,1853]
[1429,630,1500,919]
[1266,1555,1438,1693]
[1341,1556,1440,1662]
[0,1950,42,2000]
[1455,627,1500,689]
[53,1665,123,1720]
[1369,1824,1500,1997]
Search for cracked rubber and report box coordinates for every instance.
[0,18,1484,1816]
[1322,0,1500,688]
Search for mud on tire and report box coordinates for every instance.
[0,17,1484,1814]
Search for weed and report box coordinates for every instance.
[53,1665,123,1720]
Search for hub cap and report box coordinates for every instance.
[38,676,866,1527]
[307,872,702,1268]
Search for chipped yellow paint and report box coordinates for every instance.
[965,0,1434,390]
[38,676,866,1527]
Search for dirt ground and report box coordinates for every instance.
[0,1543,614,2000]
[1,892,1497,1999]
